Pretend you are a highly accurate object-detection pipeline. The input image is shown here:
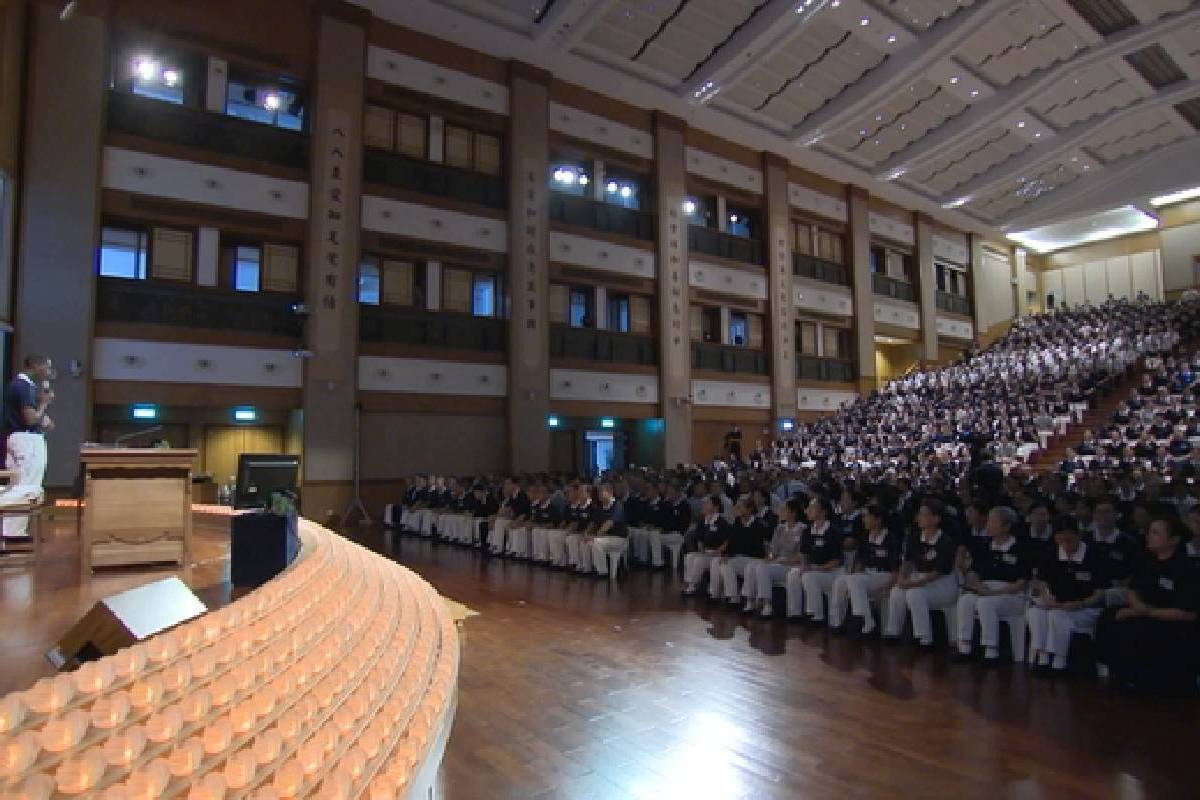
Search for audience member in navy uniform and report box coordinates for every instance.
[471,484,499,547]
[682,495,732,596]
[1100,517,1200,695]
[785,496,842,620]
[744,498,806,618]
[884,499,959,649]
[589,483,629,577]
[1027,516,1107,675]
[715,497,770,604]
[955,506,1031,664]
[829,503,902,635]
[1086,499,1140,606]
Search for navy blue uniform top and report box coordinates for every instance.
[1130,550,1200,612]
[727,516,769,558]
[502,491,531,520]
[530,500,561,526]
[590,499,627,537]
[1086,530,1141,583]
[566,501,592,532]
[661,498,692,533]
[800,521,841,566]
[905,530,957,575]
[693,514,732,550]
[472,494,499,518]
[859,530,903,573]
[1042,545,1107,603]
[5,376,38,434]
[971,537,1031,583]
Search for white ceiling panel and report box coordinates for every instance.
[864,0,978,31]
[1030,62,1147,127]
[826,77,968,163]
[908,126,1031,194]
[954,1,1090,86]
[1084,106,1190,162]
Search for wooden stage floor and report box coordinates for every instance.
[2,519,1196,799]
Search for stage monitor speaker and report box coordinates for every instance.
[46,576,207,670]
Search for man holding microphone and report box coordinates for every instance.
[2,355,54,539]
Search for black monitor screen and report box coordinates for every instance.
[234,454,300,510]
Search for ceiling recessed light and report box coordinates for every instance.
[860,17,870,26]
[949,76,959,85]
[1150,186,1200,206]
[886,34,897,43]
[1016,120,1026,128]
[831,0,840,6]
[1034,132,1042,138]
[970,89,979,97]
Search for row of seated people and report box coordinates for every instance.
[389,467,1200,695]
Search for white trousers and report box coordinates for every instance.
[745,562,791,602]
[2,433,47,538]
[591,536,627,576]
[831,572,893,631]
[418,510,437,536]
[715,556,754,600]
[683,552,722,595]
[956,581,1028,649]
[798,567,845,621]
[628,527,653,563]
[650,531,685,569]
[565,533,594,571]
[1026,605,1102,660]
[546,529,569,566]
[884,574,960,644]
[530,527,554,561]
[507,525,531,558]
[487,518,512,553]
[783,567,810,617]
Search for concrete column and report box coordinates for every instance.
[302,9,368,517]
[719,307,731,345]
[915,214,939,361]
[205,58,227,113]
[969,234,986,346]
[425,261,441,310]
[654,113,692,466]
[1013,246,1030,317]
[592,159,605,202]
[196,227,219,287]
[762,153,796,423]
[716,195,728,233]
[14,4,107,487]
[428,116,444,163]
[848,187,876,394]
[506,62,552,473]
[595,286,607,330]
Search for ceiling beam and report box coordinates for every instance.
[874,4,1200,177]
[942,80,1200,204]
[790,0,1021,143]
[533,0,618,50]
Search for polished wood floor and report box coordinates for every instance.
[2,520,1196,799]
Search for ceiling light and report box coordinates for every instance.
[264,93,282,111]
[970,90,979,97]
[860,17,870,26]
[578,175,589,186]
[729,214,739,223]
[1034,132,1041,138]
[606,181,619,193]
[162,69,179,86]
[1016,120,1026,128]
[949,76,959,85]
[1150,186,1200,207]
[1007,206,1158,253]
[831,0,840,6]
[619,185,632,198]
[133,58,158,82]
[886,34,897,44]
[859,128,868,135]
[682,199,697,215]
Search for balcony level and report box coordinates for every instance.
[872,273,916,303]
[688,225,763,266]
[796,355,856,383]
[95,277,303,339]
[363,149,506,210]
[793,253,850,287]
[359,305,507,354]
[548,193,655,242]
[692,342,768,376]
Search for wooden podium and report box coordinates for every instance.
[79,448,197,572]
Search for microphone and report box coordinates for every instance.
[115,425,164,447]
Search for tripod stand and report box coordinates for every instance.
[342,403,371,525]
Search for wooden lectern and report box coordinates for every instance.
[79,448,198,572]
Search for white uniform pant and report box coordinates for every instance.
[885,573,959,644]
[507,525,531,558]
[545,529,569,566]
[591,536,627,576]
[650,531,685,569]
[797,567,845,621]
[745,562,791,603]
[783,568,810,617]
[531,527,555,561]
[831,571,893,630]
[683,552,721,595]
[956,581,1028,650]
[716,556,754,600]
[628,527,653,564]
[418,510,437,536]
[2,433,46,539]
[487,518,513,553]
[399,507,419,530]
[565,533,594,571]
[1026,605,1102,660]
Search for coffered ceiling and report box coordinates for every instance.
[352,0,1200,237]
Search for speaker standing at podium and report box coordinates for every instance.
[2,355,54,538]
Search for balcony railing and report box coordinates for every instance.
[359,305,507,353]
[872,273,916,302]
[796,355,856,382]
[688,225,764,265]
[936,291,971,315]
[95,278,303,338]
[691,342,768,376]
[793,253,850,286]
[548,192,655,241]
[550,324,657,366]
[107,91,308,170]
[363,149,506,210]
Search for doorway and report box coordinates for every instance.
[584,430,614,475]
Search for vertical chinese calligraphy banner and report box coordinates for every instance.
[653,113,692,466]
[302,13,365,490]
[763,154,796,422]
[506,64,551,473]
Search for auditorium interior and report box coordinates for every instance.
[2,0,1200,797]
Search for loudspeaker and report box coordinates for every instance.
[230,511,298,588]
[46,576,206,669]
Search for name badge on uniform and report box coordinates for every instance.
[1159,576,1175,591]
[875,548,888,558]
[1002,554,1017,564]
[814,537,825,547]
[1075,571,1091,581]
[1110,551,1124,561]
[925,548,937,560]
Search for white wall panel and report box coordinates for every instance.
[1042,268,1064,308]
[1106,257,1133,300]
[358,356,507,396]
[977,248,1015,329]
[794,279,853,317]
[868,212,915,246]
[787,183,847,222]
[103,147,308,219]
[1062,264,1085,306]
[1131,250,1162,299]
[873,299,921,330]
[690,380,771,409]
[1083,259,1108,304]
[795,388,857,412]
[549,231,655,279]
[366,46,509,115]
[549,369,658,404]
[932,233,969,266]
[361,195,507,253]
[1161,223,1200,293]
[689,260,768,301]
[548,103,653,159]
[93,339,302,387]
[936,316,975,340]
[685,147,763,194]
